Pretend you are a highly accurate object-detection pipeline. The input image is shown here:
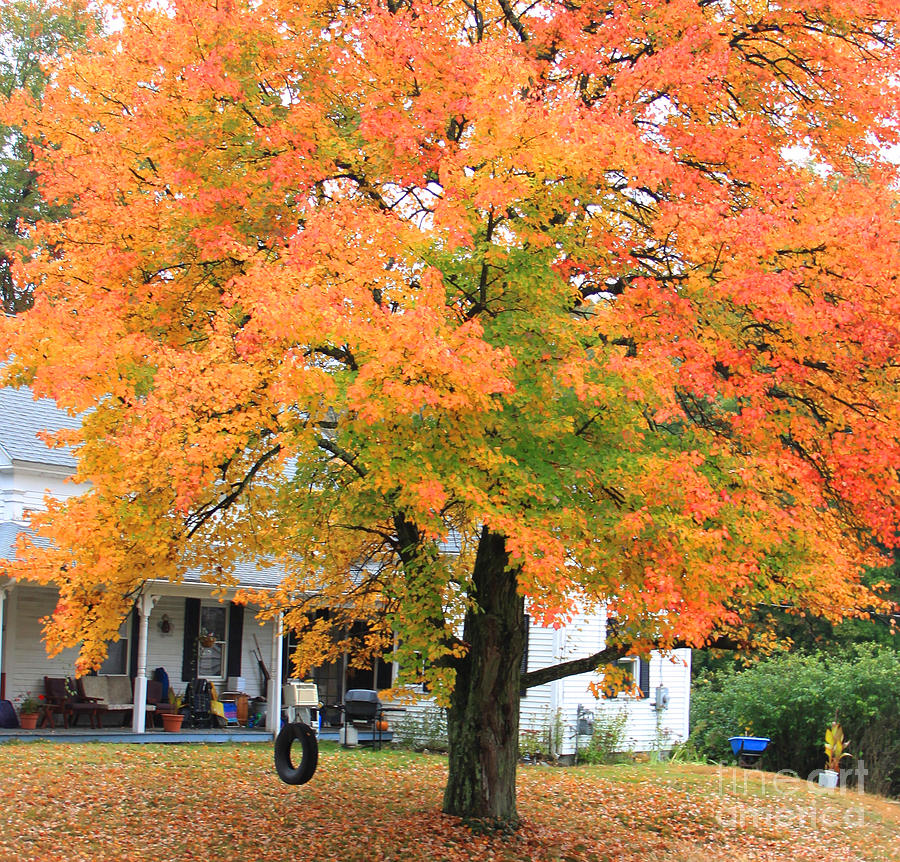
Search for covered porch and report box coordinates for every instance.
[1,579,402,746]
[0,723,393,746]
[0,576,290,739]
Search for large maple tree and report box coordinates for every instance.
[2,0,900,824]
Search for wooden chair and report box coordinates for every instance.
[43,677,75,728]
[69,677,109,728]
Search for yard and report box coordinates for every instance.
[0,743,897,862]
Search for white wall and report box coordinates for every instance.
[522,607,692,754]
[4,584,81,705]
[391,605,692,755]
[0,463,88,523]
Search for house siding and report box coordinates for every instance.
[5,584,81,705]
[393,606,692,755]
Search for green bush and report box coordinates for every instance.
[689,645,900,796]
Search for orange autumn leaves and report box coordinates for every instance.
[0,744,897,862]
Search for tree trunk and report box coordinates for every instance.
[442,528,524,825]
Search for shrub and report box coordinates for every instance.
[519,709,565,760]
[578,705,629,765]
[392,704,448,751]
[689,645,900,796]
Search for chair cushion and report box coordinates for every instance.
[106,675,133,706]
[80,675,136,710]
[80,676,109,703]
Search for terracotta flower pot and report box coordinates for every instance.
[160,712,184,732]
[19,713,39,730]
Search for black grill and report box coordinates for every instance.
[343,689,381,721]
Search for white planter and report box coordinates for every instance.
[817,769,839,789]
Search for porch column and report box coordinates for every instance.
[267,611,283,739]
[132,593,158,734]
[0,583,9,701]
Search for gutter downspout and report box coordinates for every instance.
[267,611,283,739]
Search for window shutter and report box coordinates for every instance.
[226,602,244,678]
[182,598,201,681]
[128,609,139,678]
[281,625,301,681]
[520,613,530,698]
[376,657,393,690]
[638,657,651,699]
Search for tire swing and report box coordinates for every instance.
[274,721,319,785]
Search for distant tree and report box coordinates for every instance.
[3,0,900,826]
[0,0,93,314]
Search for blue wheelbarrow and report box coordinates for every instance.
[728,735,770,767]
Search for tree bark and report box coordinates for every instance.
[442,528,524,825]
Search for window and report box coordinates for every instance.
[99,618,130,675]
[616,656,650,699]
[616,657,639,690]
[197,605,228,680]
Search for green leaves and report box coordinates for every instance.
[0,0,95,314]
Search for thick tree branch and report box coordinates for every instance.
[521,644,629,689]
[308,344,358,371]
[521,634,745,689]
[496,0,528,42]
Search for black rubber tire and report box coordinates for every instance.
[274,721,319,785]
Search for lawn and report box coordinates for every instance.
[0,742,897,862]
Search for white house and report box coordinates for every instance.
[0,385,691,750]
[517,613,691,756]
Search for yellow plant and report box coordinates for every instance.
[824,721,852,772]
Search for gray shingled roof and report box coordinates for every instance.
[0,522,48,560]
[182,558,285,590]
[0,386,80,468]
[0,522,284,590]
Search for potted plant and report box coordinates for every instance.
[160,711,184,732]
[15,692,42,730]
[818,720,851,789]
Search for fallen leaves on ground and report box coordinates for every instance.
[0,744,897,862]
